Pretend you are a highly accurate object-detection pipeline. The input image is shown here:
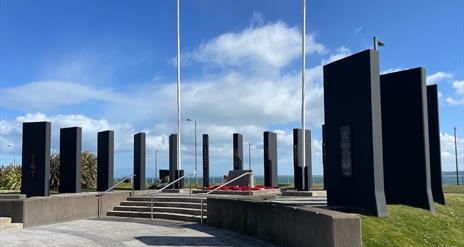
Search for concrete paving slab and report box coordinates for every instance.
[0,217,275,247]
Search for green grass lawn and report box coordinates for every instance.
[362,185,464,247]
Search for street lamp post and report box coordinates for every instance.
[7,144,15,165]
[154,150,158,184]
[186,118,197,186]
[248,142,252,170]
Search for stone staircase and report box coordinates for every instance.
[107,195,207,223]
[0,217,23,232]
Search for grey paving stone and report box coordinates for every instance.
[0,217,275,247]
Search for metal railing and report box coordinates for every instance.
[198,172,253,224]
[97,174,136,217]
[147,174,187,220]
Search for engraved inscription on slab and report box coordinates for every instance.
[340,126,352,177]
[30,155,36,179]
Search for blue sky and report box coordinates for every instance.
[1,0,463,177]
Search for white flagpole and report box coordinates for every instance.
[177,0,182,170]
[301,0,307,188]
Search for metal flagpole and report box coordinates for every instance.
[177,0,182,171]
[301,0,307,189]
[455,126,459,185]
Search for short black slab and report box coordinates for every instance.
[133,132,146,190]
[233,133,243,170]
[169,134,183,189]
[380,68,434,211]
[59,127,82,193]
[202,134,209,188]
[21,121,51,197]
[97,130,114,192]
[264,131,278,188]
[293,128,312,191]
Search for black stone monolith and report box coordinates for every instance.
[202,134,209,188]
[21,121,51,197]
[380,68,434,211]
[233,133,243,170]
[97,130,114,191]
[59,127,82,193]
[169,134,183,189]
[133,132,146,190]
[427,84,445,205]
[323,49,387,217]
[293,128,312,191]
[264,131,278,188]
[322,124,328,190]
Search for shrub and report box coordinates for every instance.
[0,164,21,190]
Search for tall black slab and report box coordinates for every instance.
[202,134,209,188]
[293,129,312,191]
[169,134,183,189]
[133,132,146,190]
[21,122,51,197]
[169,134,178,185]
[380,68,434,211]
[323,49,387,216]
[322,124,328,190]
[97,130,114,192]
[233,133,243,170]
[427,84,445,204]
[59,127,82,193]
[264,131,278,188]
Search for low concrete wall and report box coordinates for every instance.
[0,191,130,227]
[207,197,361,247]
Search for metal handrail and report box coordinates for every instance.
[149,174,187,220]
[96,174,136,197]
[198,172,253,224]
[96,174,135,217]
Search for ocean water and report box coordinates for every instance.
[143,174,463,186]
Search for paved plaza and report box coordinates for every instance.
[0,217,275,247]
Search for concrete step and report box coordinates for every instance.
[0,223,23,232]
[127,196,205,203]
[114,206,205,215]
[107,210,206,223]
[0,217,12,225]
[120,201,206,209]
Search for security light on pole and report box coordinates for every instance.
[373,36,385,51]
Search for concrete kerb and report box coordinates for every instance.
[0,191,131,227]
[207,196,361,247]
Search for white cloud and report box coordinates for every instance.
[440,132,464,171]
[0,19,372,176]
[250,11,265,27]
[182,21,326,72]
[445,80,464,105]
[452,80,464,96]
[380,67,408,75]
[426,71,453,85]
[1,81,125,112]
